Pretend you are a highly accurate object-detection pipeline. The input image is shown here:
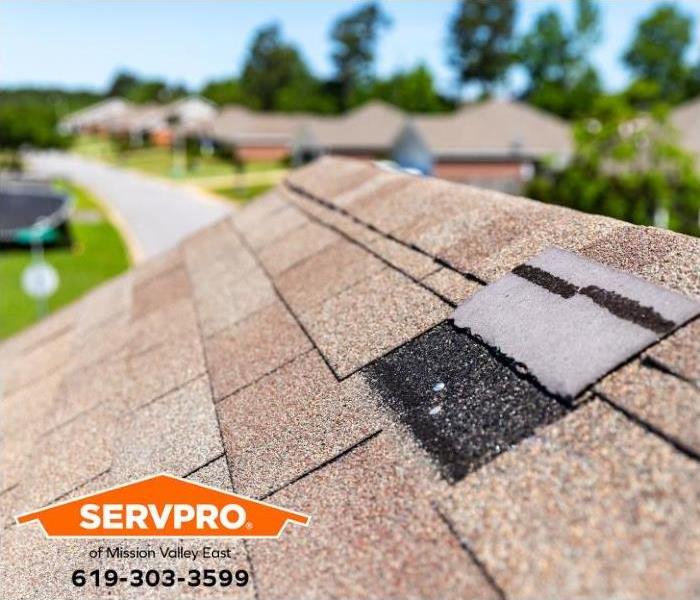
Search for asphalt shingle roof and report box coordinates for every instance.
[2,156,700,599]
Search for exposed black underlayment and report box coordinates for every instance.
[511,264,676,335]
[363,321,571,482]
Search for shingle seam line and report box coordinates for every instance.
[134,259,185,289]
[48,466,112,507]
[19,323,73,355]
[134,372,207,412]
[182,451,226,479]
[228,212,341,381]
[242,539,261,600]
[215,348,316,404]
[640,355,700,390]
[286,188,459,310]
[181,255,239,497]
[284,180,489,286]
[183,244,262,600]
[595,391,700,463]
[434,505,508,600]
[258,429,383,501]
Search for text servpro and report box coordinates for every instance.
[79,503,247,531]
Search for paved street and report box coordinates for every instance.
[27,151,232,262]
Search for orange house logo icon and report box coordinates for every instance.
[16,474,310,538]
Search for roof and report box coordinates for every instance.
[59,98,132,130]
[296,100,406,151]
[104,102,163,133]
[2,156,700,599]
[204,105,309,147]
[671,96,700,158]
[406,99,572,159]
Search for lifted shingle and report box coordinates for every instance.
[452,247,700,398]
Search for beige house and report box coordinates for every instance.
[202,106,306,162]
[293,101,406,163]
[671,97,700,165]
[58,98,132,135]
[391,99,573,193]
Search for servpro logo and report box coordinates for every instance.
[15,474,309,538]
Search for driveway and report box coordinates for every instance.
[26,151,232,262]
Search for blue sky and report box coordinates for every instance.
[1,1,699,95]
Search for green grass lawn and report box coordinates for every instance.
[213,183,274,203]
[0,181,130,339]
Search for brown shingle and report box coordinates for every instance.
[283,186,382,245]
[440,400,700,599]
[286,155,380,201]
[5,156,700,599]
[298,268,451,377]
[14,403,115,513]
[257,220,339,276]
[421,268,482,305]
[122,333,206,411]
[217,351,384,498]
[597,361,700,454]
[474,208,624,282]
[205,301,312,400]
[645,319,700,384]
[49,354,127,429]
[2,374,63,491]
[347,174,459,234]
[192,265,276,337]
[368,234,439,279]
[250,430,499,600]
[132,263,190,320]
[276,238,385,315]
[240,204,308,250]
[580,225,700,297]
[111,376,222,481]
[127,297,200,353]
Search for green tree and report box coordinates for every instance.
[200,78,245,105]
[354,65,451,112]
[519,0,602,118]
[526,97,700,236]
[106,71,140,97]
[0,104,70,150]
[0,88,97,150]
[240,23,314,111]
[446,0,517,97]
[330,2,391,110]
[106,70,187,103]
[623,4,694,104]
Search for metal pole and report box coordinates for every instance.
[30,238,47,319]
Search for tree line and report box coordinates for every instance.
[3,1,700,140]
[117,0,700,117]
[1,1,699,236]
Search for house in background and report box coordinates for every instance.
[58,98,132,135]
[105,103,162,143]
[125,96,217,146]
[392,100,572,193]
[292,101,406,164]
[201,106,306,162]
[671,97,700,166]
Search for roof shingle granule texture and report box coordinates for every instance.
[1,156,699,600]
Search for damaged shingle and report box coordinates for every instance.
[363,321,569,482]
[452,247,700,399]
